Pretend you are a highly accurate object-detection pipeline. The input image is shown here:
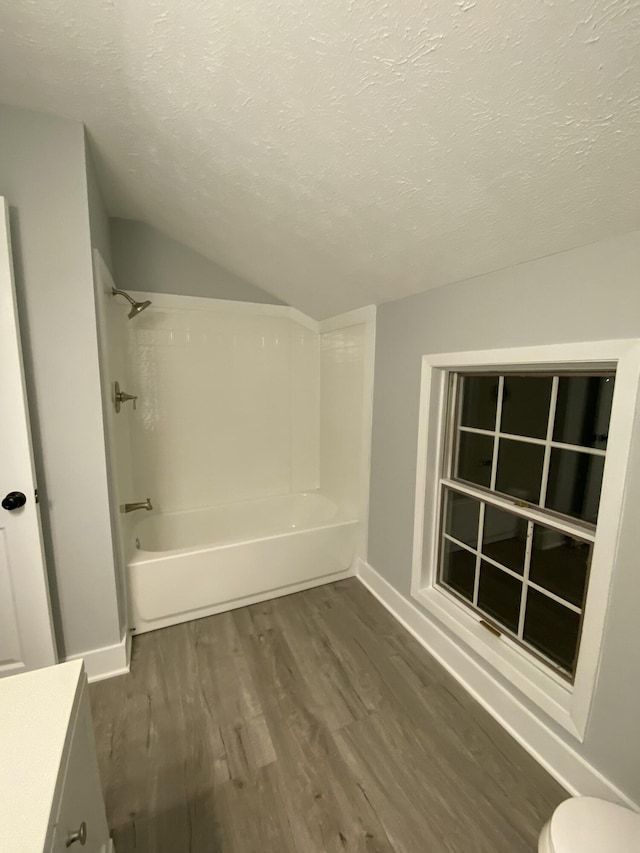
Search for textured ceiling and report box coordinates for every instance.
[1,1,639,318]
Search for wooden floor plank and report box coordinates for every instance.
[232,598,397,853]
[270,590,367,731]
[90,578,565,852]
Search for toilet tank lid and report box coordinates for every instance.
[550,797,640,852]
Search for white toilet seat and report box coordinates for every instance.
[539,797,640,853]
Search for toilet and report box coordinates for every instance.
[539,797,640,852]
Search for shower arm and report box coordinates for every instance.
[111,287,152,319]
[112,287,137,307]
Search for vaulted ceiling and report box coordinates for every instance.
[1,1,639,318]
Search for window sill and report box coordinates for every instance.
[412,583,584,739]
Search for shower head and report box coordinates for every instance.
[111,287,152,319]
[127,298,152,319]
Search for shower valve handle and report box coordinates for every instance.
[114,381,137,413]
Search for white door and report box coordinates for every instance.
[0,197,56,676]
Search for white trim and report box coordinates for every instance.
[539,377,559,508]
[417,340,632,371]
[489,375,503,490]
[457,425,607,457]
[440,478,596,541]
[411,339,640,739]
[357,558,638,810]
[444,537,584,615]
[65,632,131,683]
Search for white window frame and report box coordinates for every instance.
[411,340,640,740]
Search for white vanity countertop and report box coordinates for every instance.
[0,660,84,851]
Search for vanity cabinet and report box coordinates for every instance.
[0,660,113,852]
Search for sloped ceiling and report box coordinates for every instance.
[0,1,639,319]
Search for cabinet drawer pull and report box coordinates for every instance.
[66,821,87,847]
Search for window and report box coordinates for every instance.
[412,341,640,738]
[439,372,614,681]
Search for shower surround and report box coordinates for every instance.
[105,291,374,633]
[129,297,321,510]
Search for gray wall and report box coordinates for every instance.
[85,136,128,639]
[110,218,286,305]
[0,103,121,658]
[85,136,113,272]
[368,230,640,804]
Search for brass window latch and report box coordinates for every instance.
[479,619,501,638]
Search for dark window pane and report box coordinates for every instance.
[546,449,605,524]
[455,432,493,489]
[553,375,614,450]
[501,376,553,439]
[460,376,499,431]
[495,438,545,503]
[529,527,590,608]
[441,539,476,602]
[523,589,581,674]
[443,489,480,549]
[482,505,528,574]
[477,561,521,632]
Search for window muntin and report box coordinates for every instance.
[438,485,592,678]
[451,373,614,523]
[438,371,613,680]
[553,375,614,450]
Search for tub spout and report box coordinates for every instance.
[124,499,153,513]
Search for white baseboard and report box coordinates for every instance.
[65,631,131,683]
[356,558,638,811]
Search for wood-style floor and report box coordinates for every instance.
[90,579,565,852]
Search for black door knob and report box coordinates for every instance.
[2,491,27,511]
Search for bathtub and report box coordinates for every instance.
[128,491,358,633]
